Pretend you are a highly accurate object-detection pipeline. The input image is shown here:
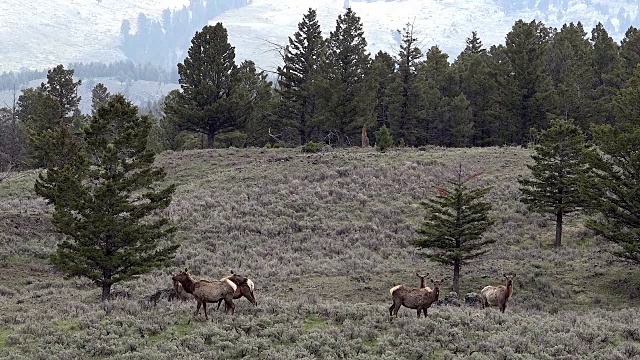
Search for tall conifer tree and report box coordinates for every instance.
[35,95,179,300]
[277,8,326,144]
[326,8,374,145]
[415,166,495,295]
[166,23,238,148]
[518,119,590,247]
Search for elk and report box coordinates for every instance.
[416,272,429,289]
[480,273,516,313]
[216,273,257,309]
[172,272,257,310]
[171,269,237,319]
[389,278,443,320]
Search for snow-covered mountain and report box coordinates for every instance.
[0,0,638,111]
[1,0,638,73]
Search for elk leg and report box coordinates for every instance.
[389,303,395,317]
[195,300,202,316]
[224,298,234,315]
[203,301,208,320]
[216,299,223,310]
[416,308,421,318]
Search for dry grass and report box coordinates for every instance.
[0,146,638,359]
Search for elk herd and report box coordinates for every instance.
[165,269,515,321]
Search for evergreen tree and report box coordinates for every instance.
[546,22,594,130]
[415,166,495,295]
[455,35,501,146]
[231,60,276,147]
[326,8,375,145]
[34,95,179,300]
[486,45,520,145]
[387,22,426,146]
[375,124,392,152]
[590,23,625,125]
[583,66,640,263]
[370,51,395,130]
[91,83,111,115]
[39,64,82,118]
[464,31,486,55]
[439,94,474,147]
[620,26,640,77]
[276,8,326,144]
[423,45,457,97]
[166,23,238,148]
[518,119,590,247]
[505,20,555,144]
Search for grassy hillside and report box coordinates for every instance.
[0,146,639,359]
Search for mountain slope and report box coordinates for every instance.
[1,0,638,74]
[0,0,188,72]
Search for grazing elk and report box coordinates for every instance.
[172,272,257,310]
[480,273,516,313]
[171,269,237,319]
[389,278,443,320]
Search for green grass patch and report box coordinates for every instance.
[303,315,329,332]
[147,317,194,344]
[0,327,13,349]
[55,320,79,332]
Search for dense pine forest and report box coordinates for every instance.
[2,7,640,168]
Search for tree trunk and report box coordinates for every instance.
[101,283,111,301]
[207,128,215,149]
[453,260,460,295]
[555,210,563,247]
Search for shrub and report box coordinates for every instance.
[375,126,392,152]
[301,141,324,153]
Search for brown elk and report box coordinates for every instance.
[416,272,429,289]
[389,278,443,320]
[171,269,237,319]
[216,273,257,309]
[172,272,257,310]
[480,273,516,313]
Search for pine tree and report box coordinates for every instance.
[276,8,326,144]
[370,51,395,130]
[620,26,640,77]
[18,65,83,168]
[439,94,473,147]
[375,125,392,152]
[590,23,625,125]
[166,23,238,148]
[39,64,82,119]
[505,20,555,144]
[546,22,594,130]
[387,22,425,146]
[518,119,590,247]
[464,31,486,55]
[35,95,179,300]
[415,166,495,295]
[581,66,640,264]
[231,60,276,147]
[91,83,112,115]
[326,8,375,145]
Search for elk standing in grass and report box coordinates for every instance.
[389,278,443,320]
[173,272,257,310]
[216,272,257,309]
[172,269,237,319]
[480,273,516,313]
[416,272,429,289]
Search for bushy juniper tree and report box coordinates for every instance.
[35,94,178,300]
[518,119,590,247]
[415,166,495,295]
